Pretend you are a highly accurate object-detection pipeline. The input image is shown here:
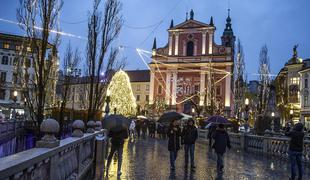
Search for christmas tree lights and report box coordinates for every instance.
[107,70,137,116]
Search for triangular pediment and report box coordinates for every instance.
[170,19,211,30]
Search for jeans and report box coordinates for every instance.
[216,153,224,172]
[169,151,178,168]
[184,144,195,167]
[107,144,124,172]
[289,150,303,180]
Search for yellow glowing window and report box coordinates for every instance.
[16,45,21,51]
[290,77,300,85]
[27,47,31,52]
[3,43,10,49]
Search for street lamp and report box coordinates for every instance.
[12,91,18,119]
[191,107,195,116]
[244,98,250,133]
[67,67,81,121]
[271,112,275,132]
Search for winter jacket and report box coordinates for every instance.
[212,128,231,154]
[285,123,304,152]
[182,125,198,145]
[168,126,181,151]
[109,129,128,147]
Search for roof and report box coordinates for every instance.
[126,70,150,82]
[0,32,54,48]
[170,19,214,30]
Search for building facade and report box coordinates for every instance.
[0,33,59,119]
[276,46,309,126]
[298,59,310,129]
[149,10,235,115]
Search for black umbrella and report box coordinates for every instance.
[103,114,130,132]
[158,111,183,124]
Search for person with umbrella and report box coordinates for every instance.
[103,115,130,177]
[212,123,231,176]
[181,118,198,171]
[168,119,182,171]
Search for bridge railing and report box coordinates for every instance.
[197,129,310,164]
[0,120,109,180]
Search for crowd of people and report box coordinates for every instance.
[105,116,306,180]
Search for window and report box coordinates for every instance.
[0,89,5,100]
[194,85,200,93]
[186,41,194,56]
[136,95,140,101]
[0,72,6,82]
[13,57,18,66]
[27,47,31,52]
[158,85,162,94]
[216,86,221,95]
[305,95,308,107]
[146,95,149,102]
[15,45,21,51]
[1,56,9,65]
[290,77,300,85]
[3,43,10,49]
[13,73,18,84]
[136,85,140,91]
[305,78,308,88]
[146,85,149,91]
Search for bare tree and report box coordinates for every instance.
[234,39,246,119]
[258,45,271,114]
[86,0,123,121]
[16,0,63,130]
[58,43,80,134]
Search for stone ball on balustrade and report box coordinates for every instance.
[95,121,102,127]
[40,118,60,134]
[87,120,96,127]
[72,120,85,130]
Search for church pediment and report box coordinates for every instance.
[170,20,212,30]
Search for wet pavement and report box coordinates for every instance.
[105,137,310,180]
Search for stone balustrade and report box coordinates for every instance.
[0,119,108,180]
[198,129,310,164]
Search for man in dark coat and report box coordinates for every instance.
[285,122,304,180]
[182,118,198,171]
[168,119,181,171]
[212,123,231,174]
[106,129,128,177]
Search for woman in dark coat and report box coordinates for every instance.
[168,119,181,171]
[182,118,198,171]
[212,123,231,174]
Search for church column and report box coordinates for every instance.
[174,32,179,56]
[165,72,171,104]
[171,71,178,105]
[149,70,155,104]
[199,71,206,106]
[202,32,207,55]
[225,66,231,108]
[169,34,173,55]
[208,32,213,54]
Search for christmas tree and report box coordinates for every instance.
[107,70,137,116]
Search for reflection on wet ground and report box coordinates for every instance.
[104,137,310,180]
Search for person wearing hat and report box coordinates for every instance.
[181,118,198,171]
[285,122,304,180]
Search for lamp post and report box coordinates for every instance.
[244,98,249,133]
[12,90,18,119]
[191,107,195,116]
[271,112,275,132]
[105,89,111,117]
[67,67,81,121]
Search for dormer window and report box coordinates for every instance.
[186,41,194,56]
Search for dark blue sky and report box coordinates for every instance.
[1,0,310,80]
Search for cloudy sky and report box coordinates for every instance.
[0,0,310,80]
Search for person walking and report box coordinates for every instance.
[285,122,304,180]
[208,125,216,149]
[182,118,198,171]
[106,129,128,177]
[168,119,181,171]
[212,123,231,175]
[136,120,141,138]
[129,120,136,139]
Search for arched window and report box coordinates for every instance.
[186,41,194,56]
